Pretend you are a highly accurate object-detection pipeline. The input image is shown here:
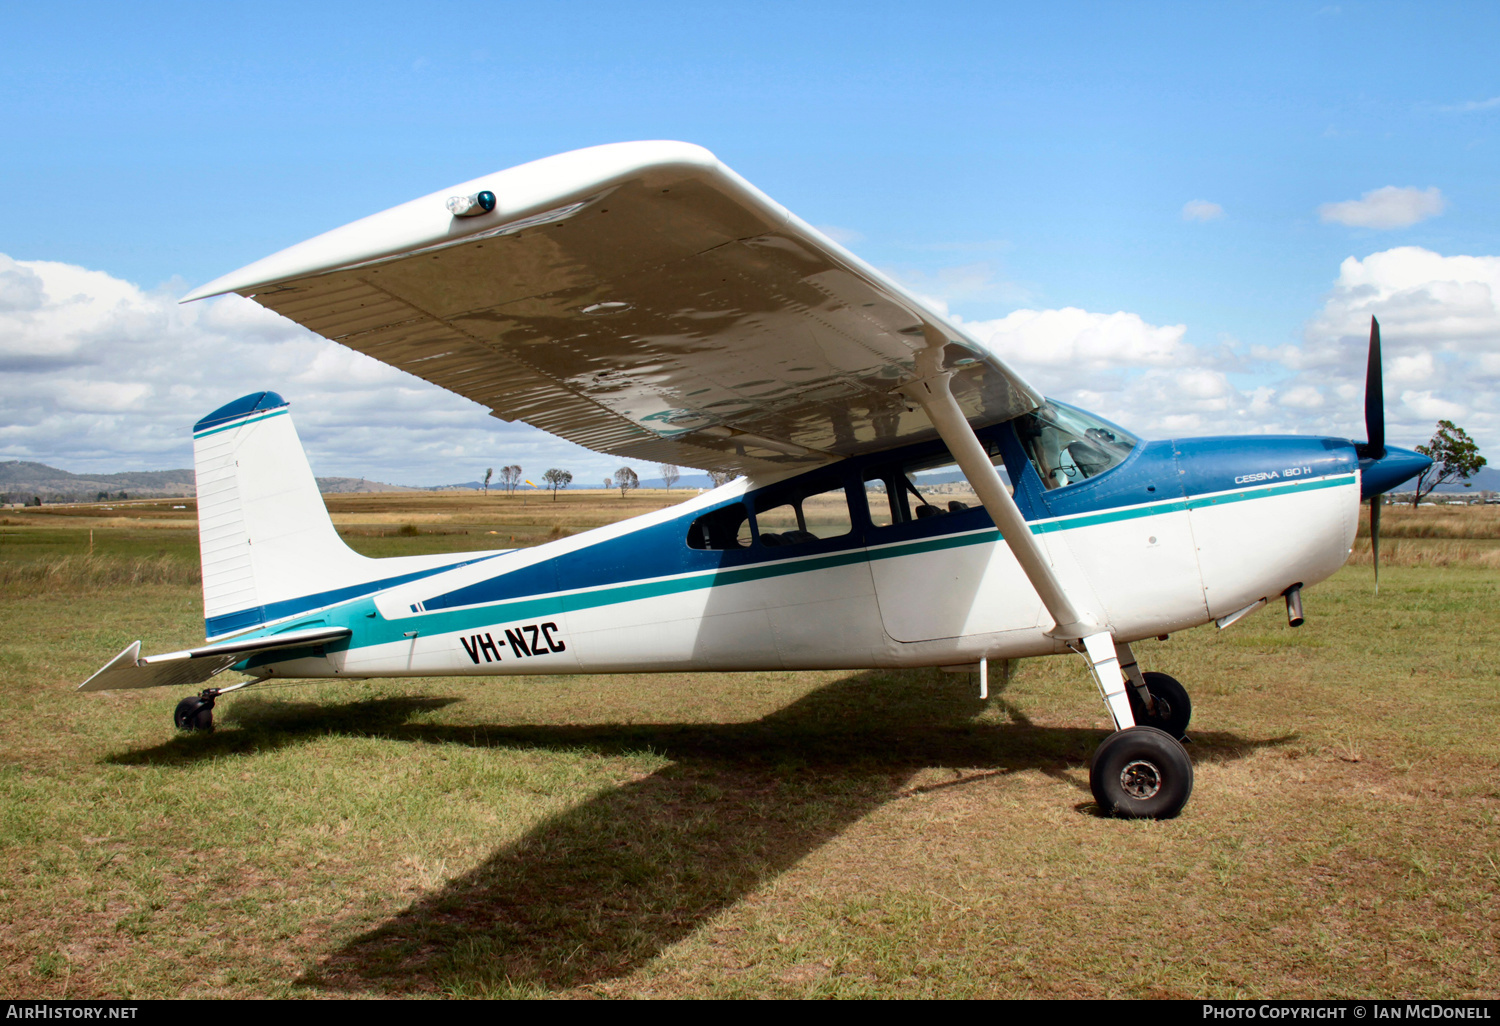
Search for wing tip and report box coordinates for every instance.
[180,140,728,304]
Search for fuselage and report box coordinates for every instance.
[242,410,1401,682]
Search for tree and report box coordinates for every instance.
[483,467,493,496]
[659,463,681,490]
[603,477,612,491]
[1411,420,1487,508]
[708,470,737,488]
[498,465,522,497]
[543,468,572,501]
[615,467,638,498]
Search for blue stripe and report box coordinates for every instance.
[205,552,507,638]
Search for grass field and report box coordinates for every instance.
[1,495,1497,998]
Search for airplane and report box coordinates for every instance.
[77,141,1432,820]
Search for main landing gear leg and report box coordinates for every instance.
[901,360,1193,818]
[1075,635,1193,818]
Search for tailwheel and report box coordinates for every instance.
[1126,670,1192,740]
[1089,725,1193,819]
[173,691,217,732]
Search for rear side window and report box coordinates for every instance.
[755,485,853,548]
[686,503,752,550]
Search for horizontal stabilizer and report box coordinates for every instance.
[77,626,351,692]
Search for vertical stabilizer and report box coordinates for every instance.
[193,392,373,639]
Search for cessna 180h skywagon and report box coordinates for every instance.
[79,141,1431,819]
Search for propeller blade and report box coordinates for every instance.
[1371,497,1381,594]
[1365,316,1385,459]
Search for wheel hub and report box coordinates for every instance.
[1119,759,1162,799]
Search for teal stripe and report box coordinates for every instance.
[332,472,1358,647]
[193,408,288,439]
[1030,472,1354,534]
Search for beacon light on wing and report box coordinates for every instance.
[446,190,496,217]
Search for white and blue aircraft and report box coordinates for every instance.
[79,142,1431,819]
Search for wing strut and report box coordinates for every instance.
[901,358,1136,729]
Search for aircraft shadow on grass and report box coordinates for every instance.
[108,669,1290,995]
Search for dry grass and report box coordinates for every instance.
[0,554,199,593]
[1348,538,1500,569]
[1357,503,1500,539]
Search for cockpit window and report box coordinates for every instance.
[1017,401,1137,490]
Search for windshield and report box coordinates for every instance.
[1017,400,1138,490]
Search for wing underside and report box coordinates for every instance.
[188,142,1041,474]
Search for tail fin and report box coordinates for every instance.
[193,392,376,639]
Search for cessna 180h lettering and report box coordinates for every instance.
[79,142,1431,819]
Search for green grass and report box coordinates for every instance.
[0,516,1497,998]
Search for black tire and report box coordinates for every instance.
[1089,725,1193,819]
[173,695,214,732]
[1126,671,1192,739]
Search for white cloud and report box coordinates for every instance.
[1318,186,1446,229]
[963,246,1500,452]
[1182,200,1224,222]
[0,254,621,485]
[1254,246,1500,450]
[1439,96,1500,113]
[960,307,1188,371]
[1277,386,1324,410]
[957,308,1245,438]
[1400,390,1466,420]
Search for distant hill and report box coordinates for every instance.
[0,461,416,502]
[1429,465,1500,493]
[314,477,420,494]
[0,460,196,502]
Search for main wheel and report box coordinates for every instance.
[1089,725,1193,819]
[173,695,214,732]
[1126,671,1192,739]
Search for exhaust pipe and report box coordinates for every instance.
[1283,584,1304,628]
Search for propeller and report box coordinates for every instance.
[1362,317,1384,592]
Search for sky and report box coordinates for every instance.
[2,0,1498,485]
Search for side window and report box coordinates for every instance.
[863,439,1008,528]
[863,476,897,528]
[686,503,752,550]
[755,485,853,547]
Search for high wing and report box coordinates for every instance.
[184,141,1042,475]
